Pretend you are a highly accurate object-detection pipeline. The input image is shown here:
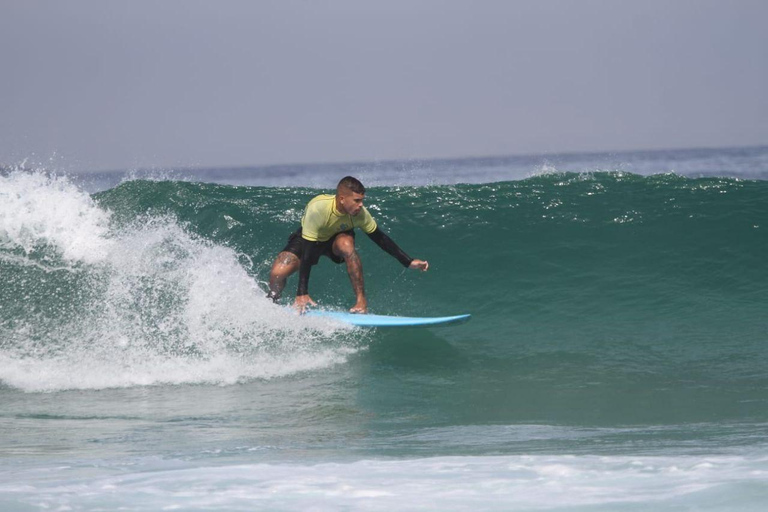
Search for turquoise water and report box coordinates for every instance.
[1,148,767,510]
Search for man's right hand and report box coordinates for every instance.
[294,294,317,314]
[409,259,429,272]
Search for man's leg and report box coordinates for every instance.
[332,233,367,313]
[268,251,300,302]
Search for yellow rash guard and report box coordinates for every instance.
[288,194,413,297]
[300,194,377,241]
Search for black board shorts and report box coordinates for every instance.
[281,228,355,265]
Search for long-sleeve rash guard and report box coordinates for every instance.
[295,195,413,296]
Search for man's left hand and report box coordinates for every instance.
[409,259,429,272]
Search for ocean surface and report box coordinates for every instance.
[1,146,767,510]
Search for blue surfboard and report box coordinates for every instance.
[305,310,471,328]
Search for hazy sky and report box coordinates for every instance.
[1,0,767,171]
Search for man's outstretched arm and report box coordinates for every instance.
[366,228,429,271]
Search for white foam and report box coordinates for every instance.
[0,170,113,263]
[3,454,767,511]
[0,171,360,392]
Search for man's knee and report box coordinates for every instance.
[271,251,299,277]
[333,234,356,257]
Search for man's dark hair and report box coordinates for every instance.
[337,176,365,195]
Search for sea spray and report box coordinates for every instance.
[0,171,113,264]
[0,171,361,392]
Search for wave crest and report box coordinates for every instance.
[0,172,361,393]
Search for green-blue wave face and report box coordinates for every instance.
[2,172,767,430]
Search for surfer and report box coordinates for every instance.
[267,176,429,313]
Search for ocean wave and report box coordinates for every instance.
[0,171,362,392]
[2,171,766,401]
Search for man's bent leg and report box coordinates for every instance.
[268,251,300,302]
[332,233,367,313]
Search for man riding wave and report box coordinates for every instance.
[267,176,429,313]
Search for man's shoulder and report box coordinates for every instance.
[306,194,335,209]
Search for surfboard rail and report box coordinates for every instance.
[305,310,471,328]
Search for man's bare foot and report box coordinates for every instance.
[349,299,367,314]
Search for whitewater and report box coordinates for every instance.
[1,146,767,510]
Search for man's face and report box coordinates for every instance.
[339,189,365,216]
